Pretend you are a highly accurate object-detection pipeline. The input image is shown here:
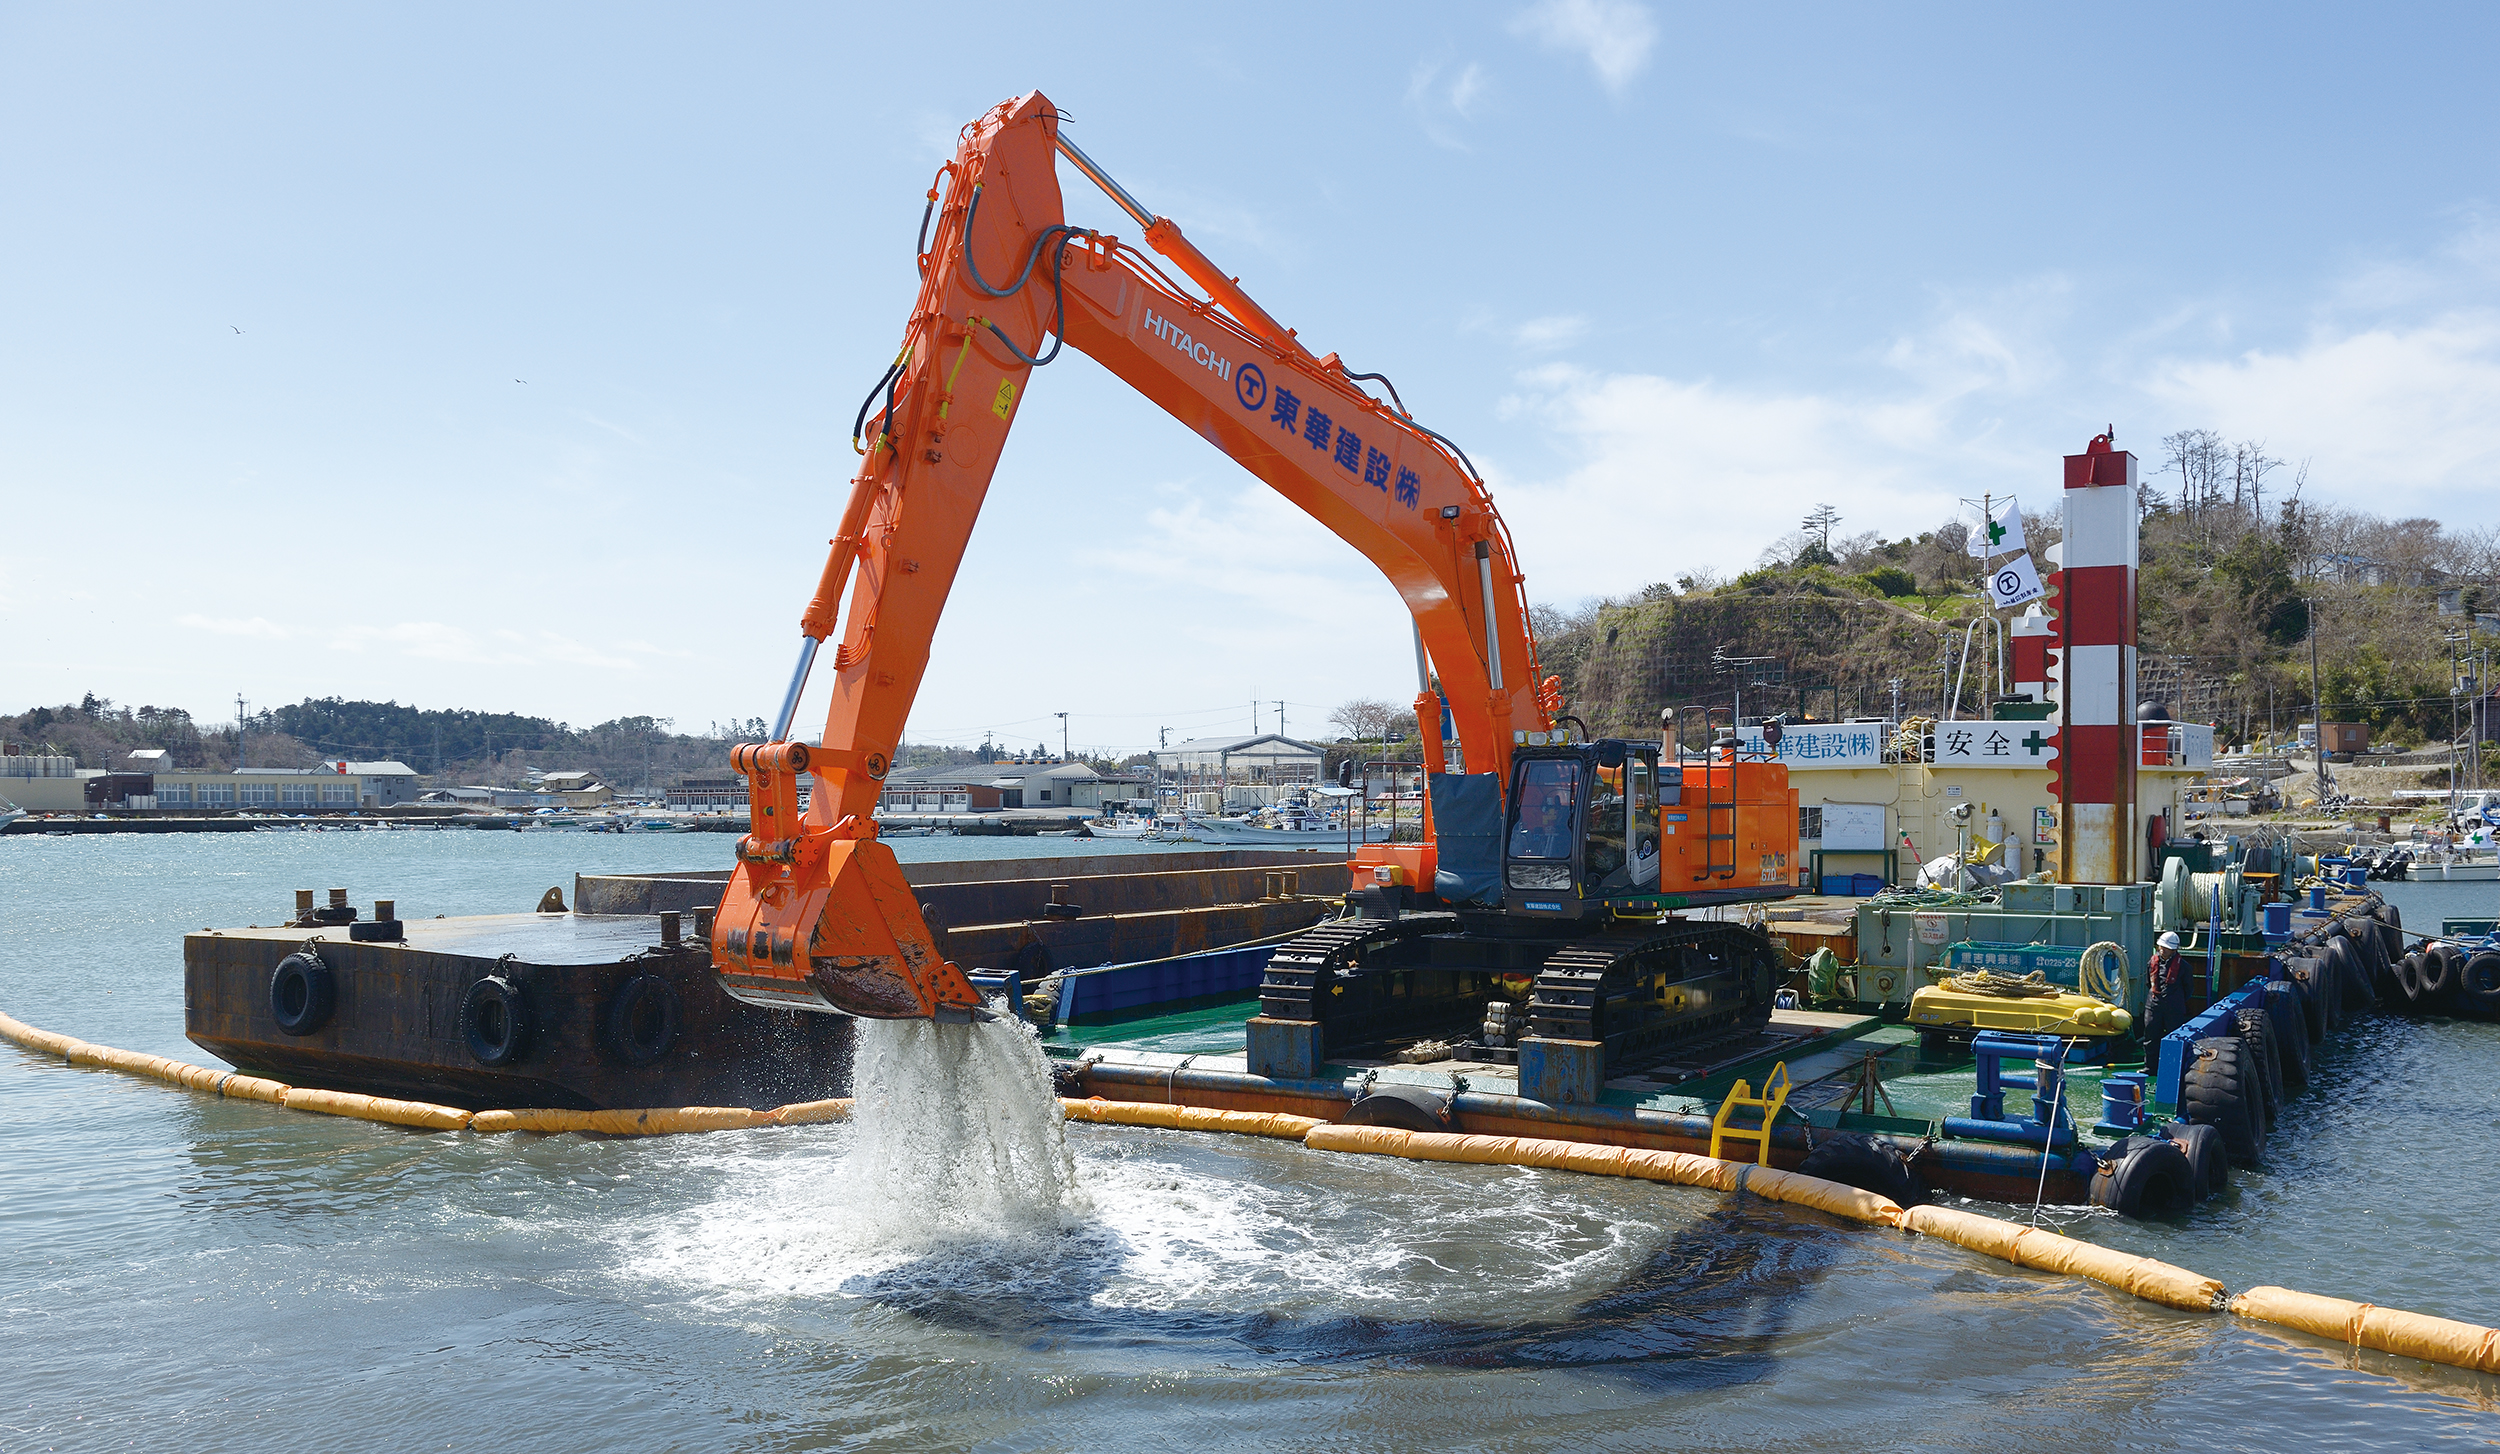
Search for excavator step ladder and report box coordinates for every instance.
[1702,760,1737,880]
[1709,1061,1792,1165]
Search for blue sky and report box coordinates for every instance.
[6,3,2497,754]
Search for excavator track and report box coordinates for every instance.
[1258,913,1460,1022]
[1527,921,1776,1065]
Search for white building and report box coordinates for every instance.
[1151,734,1324,810]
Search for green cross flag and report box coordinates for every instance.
[1967,497,2026,559]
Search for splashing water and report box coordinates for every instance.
[840,1014,1089,1242]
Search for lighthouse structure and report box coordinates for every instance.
[2047,434,2140,885]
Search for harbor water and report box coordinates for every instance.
[4,832,2498,1450]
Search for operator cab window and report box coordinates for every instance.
[1508,759,1579,861]
[1585,762,1628,885]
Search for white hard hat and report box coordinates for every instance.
[2158,931,2182,950]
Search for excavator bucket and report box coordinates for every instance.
[709,744,986,1020]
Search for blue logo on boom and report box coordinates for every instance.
[1235,362,1266,414]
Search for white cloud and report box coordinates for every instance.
[1495,364,1966,598]
[2143,314,2500,515]
[1405,56,1491,152]
[1513,314,1588,351]
[1510,0,1658,93]
[176,614,291,639]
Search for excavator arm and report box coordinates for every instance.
[713,91,1556,1020]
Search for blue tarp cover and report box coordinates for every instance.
[1430,772,1506,907]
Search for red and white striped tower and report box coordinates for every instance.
[2009,607,2055,706]
[2049,434,2139,885]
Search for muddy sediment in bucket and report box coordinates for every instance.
[842,1016,1088,1239]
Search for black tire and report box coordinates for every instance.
[2089,1136,2198,1217]
[1346,1083,1450,1132]
[459,974,532,1066]
[1010,940,1056,982]
[2417,943,2456,1004]
[2375,902,2404,965]
[2181,1036,2263,1165]
[2323,934,2374,1013]
[2230,1009,2283,1131]
[2259,982,2311,1092]
[2286,957,2333,1041]
[2461,952,2500,1016]
[1798,1132,1924,1207]
[2166,1120,2230,1199]
[268,951,336,1036]
[602,973,680,1066]
[2351,920,2395,1000]
[2395,951,2423,1006]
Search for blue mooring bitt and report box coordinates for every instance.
[1942,1031,2077,1149]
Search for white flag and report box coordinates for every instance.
[1967,497,2026,558]
[1986,552,2048,610]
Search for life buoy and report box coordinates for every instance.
[268,951,335,1036]
[460,975,532,1066]
[603,973,680,1066]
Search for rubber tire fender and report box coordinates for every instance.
[1345,1083,1451,1132]
[2286,958,2333,1042]
[2459,951,2500,1016]
[2322,934,2374,1014]
[2375,902,2404,965]
[2395,951,2424,1006]
[602,972,681,1066]
[2416,943,2455,1004]
[459,974,533,1067]
[2229,1008,2283,1131]
[2258,981,2311,1092]
[2180,1036,2263,1166]
[2089,1136,2197,1217]
[268,951,336,1037]
[1797,1132,1924,1207]
[2357,920,2398,1000]
[2164,1120,2230,1199]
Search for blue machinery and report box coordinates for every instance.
[1944,1031,2079,1148]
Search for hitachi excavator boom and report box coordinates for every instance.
[710,92,1558,1019]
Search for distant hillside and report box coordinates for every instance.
[1534,433,2498,750]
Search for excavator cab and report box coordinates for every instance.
[1500,742,1666,921]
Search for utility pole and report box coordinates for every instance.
[235,695,247,768]
[1275,700,1287,738]
[1159,726,1169,748]
[1055,712,1069,761]
[1888,678,1904,723]
[1251,700,1259,735]
[2307,597,2328,804]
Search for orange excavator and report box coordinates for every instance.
[711,92,1797,1092]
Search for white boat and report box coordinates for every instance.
[1188,812,1393,846]
[0,795,23,830]
[1085,812,1196,841]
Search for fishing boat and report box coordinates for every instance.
[1085,812,1194,841]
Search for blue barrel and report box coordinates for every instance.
[2099,1072,2147,1131]
[2263,902,2293,939]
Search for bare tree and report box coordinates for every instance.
[1328,698,1397,744]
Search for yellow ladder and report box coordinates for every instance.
[1709,1061,1793,1164]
